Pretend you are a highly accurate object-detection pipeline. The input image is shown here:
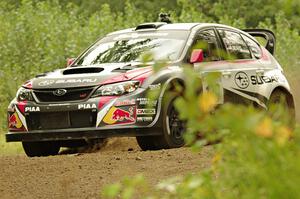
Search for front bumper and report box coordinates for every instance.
[7,88,162,142]
[6,126,161,142]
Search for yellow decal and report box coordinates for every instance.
[102,107,118,125]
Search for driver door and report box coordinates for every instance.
[192,28,229,104]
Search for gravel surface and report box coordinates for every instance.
[0,138,213,199]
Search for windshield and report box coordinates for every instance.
[75,31,189,66]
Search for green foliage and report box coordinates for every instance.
[0,0,143,132]
[0,0,299,154]
[102,68,300,198]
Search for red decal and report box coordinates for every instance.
[17,102,27,114]
[123,67,152,79]
[231,59,257,64]
[114,99,136,106]
[101,67,152,85]
[103,106,136,125]
[8,113,23,129]
[98,96,117,109]
[261,48,270,61]
[132,71,152,84]
[112,108,134,122]
[8,114,17,128]
[23,81,32,89]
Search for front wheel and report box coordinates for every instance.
[22,141,60,157]
[136,92,186,150]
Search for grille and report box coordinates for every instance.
[33,87,94,102]
[26,110,97,130]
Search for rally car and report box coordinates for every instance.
[6,17,295,157]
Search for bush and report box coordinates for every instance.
[102,68,300,198]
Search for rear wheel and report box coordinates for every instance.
[22,141,60,157]
[268,90,295,128]
[136,92,186,150]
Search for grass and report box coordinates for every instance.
[0,134,23,155]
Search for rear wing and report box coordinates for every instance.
[243,29,276,55]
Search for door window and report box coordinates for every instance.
[242,35,262,59]
[218,30,251,60]
[192,29,220,62]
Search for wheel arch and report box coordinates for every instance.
[269,86,295,109]
[147,76,186,128]
[160,77,186,97]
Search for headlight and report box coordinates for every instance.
[92,81,140,97]
[16,87,33,101]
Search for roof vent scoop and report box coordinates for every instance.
[135,22,167,30]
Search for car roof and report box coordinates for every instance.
[107,23,244,36]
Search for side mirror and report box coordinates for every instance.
[66,58,75,67]
[190,49,204,64]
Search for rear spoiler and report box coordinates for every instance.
[243,29,276,55]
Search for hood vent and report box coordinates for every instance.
[63,67,104,75]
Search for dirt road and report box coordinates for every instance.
[0,138,213,199]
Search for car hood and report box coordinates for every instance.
[27,63,153,89]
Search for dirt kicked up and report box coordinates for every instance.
[0,138,213,199]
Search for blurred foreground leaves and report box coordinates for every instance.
[102,68,299,199]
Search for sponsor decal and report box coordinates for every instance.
[136,98,157,106]
[235,72,249,89]
[78,104,97,110]
[137,117,153,122]
[137,109,156,115]
[53,89,67,96]
[38,78,97,86]
[38,80,55,86]
[55,79,97,84]
[8,113,23,129]
[250,75,279,85]
[235,71,279,89]
[25,107,40,112]
[103,106,136,125]
[149,83,161,90]
[114,99,136,106]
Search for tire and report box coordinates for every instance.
[136,136,162,150]
[267,90,295,128]
[136,92,186,150]
[22,141,60,157]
